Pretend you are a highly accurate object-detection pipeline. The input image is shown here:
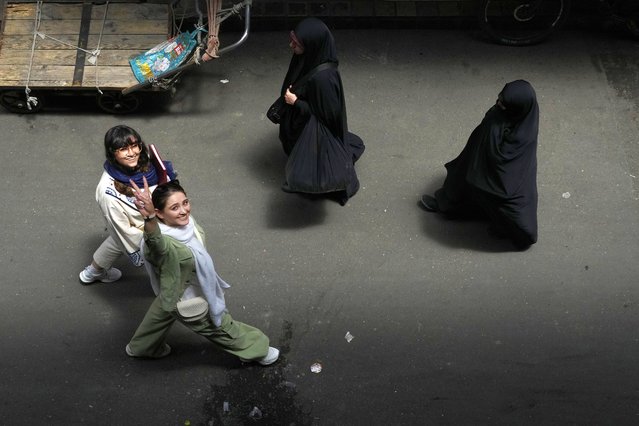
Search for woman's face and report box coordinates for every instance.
[156,191,191,227]
[289,31,304,55]
[496,94,506,111]
[114,139,141,169]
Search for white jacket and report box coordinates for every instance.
[95,170,157,266]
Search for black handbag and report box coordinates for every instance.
[266,96,287,124]
[266,62,336,124]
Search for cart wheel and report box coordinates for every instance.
[626,17,639,38]
[0,90,44,113]
[97,92,140,114]
[478,0,571,46]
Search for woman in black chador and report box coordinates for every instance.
[277,17,365,205]
[421,80,539,250]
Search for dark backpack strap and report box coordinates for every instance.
[291,62,337,91]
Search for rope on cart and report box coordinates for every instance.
[26,2,110,95]
[91,2,111,95]
[194,0,206,42]
[199,0,249,61]
[205,0,221,59]
[24,0,44,111]
[123,0,250,94]
[165,0,248,66]
[217,0,251,25]
[171,0,188,37]
[35,34,99,56]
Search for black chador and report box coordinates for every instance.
[278,18,365,205]
[422,80,539,249]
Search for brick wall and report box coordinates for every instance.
[251,0,478,18]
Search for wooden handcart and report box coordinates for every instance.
[0,0,252,113]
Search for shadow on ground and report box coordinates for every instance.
[418,182,520,253]
[245,133,329,229]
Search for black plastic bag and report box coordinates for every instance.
[283,116,356,194]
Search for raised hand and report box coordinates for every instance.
[129,176,155,218]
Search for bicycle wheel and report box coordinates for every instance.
[479,0,571,46]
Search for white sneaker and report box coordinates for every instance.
[241,347,280,366]
[259,347,280,365]
[79,266,122,284]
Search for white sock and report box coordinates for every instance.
[86,265,102,276]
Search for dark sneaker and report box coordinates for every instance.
[420,195,439,212]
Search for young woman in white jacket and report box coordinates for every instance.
[79,125,176,284]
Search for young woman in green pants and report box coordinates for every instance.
[125,178,279,365]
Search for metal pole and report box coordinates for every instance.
[218,2,251,55]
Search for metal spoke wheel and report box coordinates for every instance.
[478,0,571,46]
[97,92,140,114]
[626,18,639,38]
[0,90,44,113]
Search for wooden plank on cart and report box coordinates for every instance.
[4,17,168,35]
[5,2,168,20]
[0,0,7,32]
[0,48,146,66]
[1,34,169,50]
[0,1,169,89]
[0,64,75,87]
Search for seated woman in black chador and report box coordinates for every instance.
[421,80,539,250]
[278,17,365,205]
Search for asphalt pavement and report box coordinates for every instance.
[1,25,638,425]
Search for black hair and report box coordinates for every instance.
[103,125,150,173]
[152,180,186,211]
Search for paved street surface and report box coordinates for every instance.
[1,26,638,425]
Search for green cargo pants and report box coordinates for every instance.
[127,296,270,360]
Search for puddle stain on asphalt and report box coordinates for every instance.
[202,320,314,425]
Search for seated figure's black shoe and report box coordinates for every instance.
[420,195,439,212]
